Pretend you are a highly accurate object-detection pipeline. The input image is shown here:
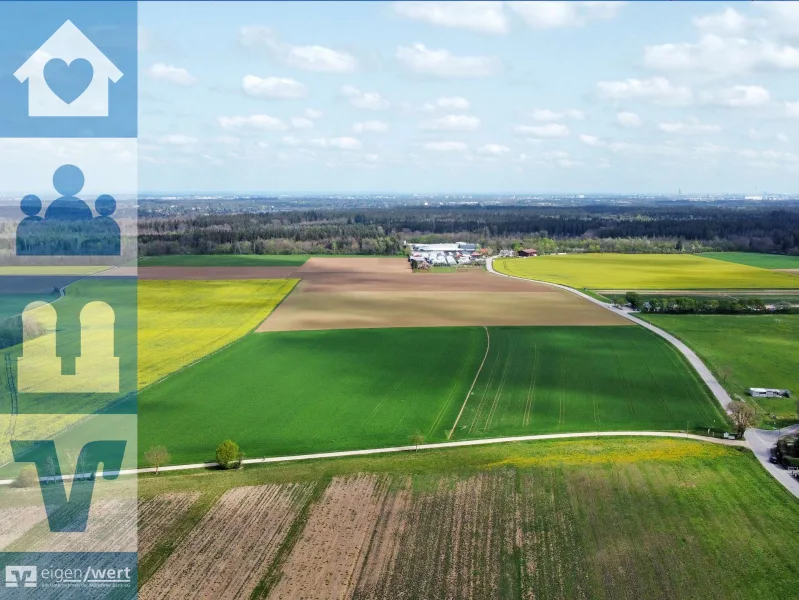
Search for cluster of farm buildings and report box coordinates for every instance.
[407,242,487,266]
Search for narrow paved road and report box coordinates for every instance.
[486,257,733,410]
[0,431,747,484]
[487,256,799,501]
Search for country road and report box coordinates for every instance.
[0,430,748,485]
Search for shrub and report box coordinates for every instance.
[215,440,241,469]
[12,465,39,488]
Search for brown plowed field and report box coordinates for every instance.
[138,492,201,556]
[258,257,628,331]
[139,266,299,280]
[141,483,314,600]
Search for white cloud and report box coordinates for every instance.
[657,118,721,134]
[644,35,799,77]
[158,134,198,145]
[353,120,390,133]
[341,85,390,110]
[242,75,307,99]
[239,27,358,73]
[281,135,302,147]
[393,1,508,34]
[218,115,289,131]
[421,114,481,131]
[508,1,625,29]
[423,96,471,111]
[578,134,604,147]
[291,117,314,129]
[424,141,469,152]
[692,7,751,35]
[396,44,496,77]
[700,85,770,108]
[529,108,583,121]
[516,123,570,138]
[616,111,642,127]
[785,101,799,117]
[146,63,197,85]
[477,143,510,155]
[305,108,324,120]
[215,135,240,146]
[597,76,693,105]
[311,136,363,150]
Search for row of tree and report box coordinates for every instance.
[624,292,796,315]
[138,205,799,257]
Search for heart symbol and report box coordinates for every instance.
[43,58,94,104]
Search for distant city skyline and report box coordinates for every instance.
[22,1,799,195]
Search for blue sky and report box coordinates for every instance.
[136,1,799,194]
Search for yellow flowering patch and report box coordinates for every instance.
[138,279,297,388]
[486,438,731,469]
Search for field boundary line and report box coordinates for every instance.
[0,431,746,485]
[449,326,491,439]
[486,257,734,412]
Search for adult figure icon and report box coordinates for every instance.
[44,164,93,222]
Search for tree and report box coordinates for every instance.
[718,364,733,385]
[13,465,38,488]
[625,291,643,310]
[144,445,170,475]
[728,401,758,435]
[409,432,425,452]
[216,440,241,469]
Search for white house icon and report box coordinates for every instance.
[14,20,123,117]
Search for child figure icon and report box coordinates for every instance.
[16,164,121,256]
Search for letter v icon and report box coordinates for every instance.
[11,440,126,532]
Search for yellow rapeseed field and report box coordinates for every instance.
[495,253,799,290]
[138,279,297,388]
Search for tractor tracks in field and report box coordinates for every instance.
[448,326,491,439]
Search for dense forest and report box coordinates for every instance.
[138,205,799,257]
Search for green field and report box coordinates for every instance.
[134,438,799,599]
[138,254,310,267]
[138,326,727,464]
[640,314,799,424]
[701,252,799,270]
[494,253,799,290]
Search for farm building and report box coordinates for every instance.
[748,388,791,398]
[518,248,538,257]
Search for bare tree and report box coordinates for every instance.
[728,401,758,435]
[718,364,733,385]
[144,445,170,475]
[409,432,425,452]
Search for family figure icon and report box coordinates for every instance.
[16,164,120,256]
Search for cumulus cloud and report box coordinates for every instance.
[424,141,469,152]
[242,75,307,99]
[305,108,324,119]
[290,117,314,129]
[700,85,771,108]
[420,114,481,131]
[578,134,604,146]
[616,111,642,127]
[393,1,508,34]
[528,108,583,121]
[516,123,570,138]
[310,137,362,150]
[692,7,751,35]
[644,34,799,77]
[353,120,390,133]
[597,76,693,105]
[423,96,471,111]
[477,143,510,155]
[396,44,496,77]
[239,26,358,73]
[158,134,198,145]
[218,115,289,131]
[657,117,721,134]
[508,1,625,29]
[146,63,197,85]
[341,85,390,110]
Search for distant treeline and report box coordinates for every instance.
[625,292,797,315]
[138,205,799,257]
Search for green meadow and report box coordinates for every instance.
[138,326,727,464]
[138,254,310,267]
[640,314,799,424]
[700,252,799,270]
